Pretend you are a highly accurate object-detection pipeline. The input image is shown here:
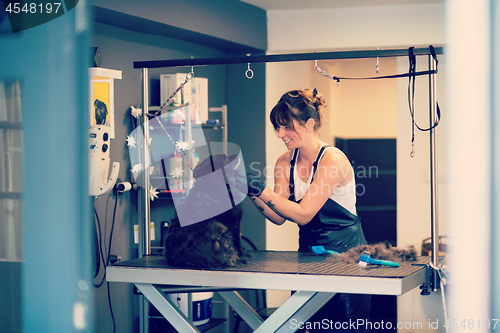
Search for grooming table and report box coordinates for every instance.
[107,250,431,333]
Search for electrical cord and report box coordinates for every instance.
[106,194,118,333]
[107,194,118,266]
[93,190,119,333]
[107,281,116,333]
[93,207,107,288]
[93,209,100,279]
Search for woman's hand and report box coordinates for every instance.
[246,173,266,197]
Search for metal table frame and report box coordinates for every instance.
[130,46,443,331]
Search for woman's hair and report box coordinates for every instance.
[270,88,326,132]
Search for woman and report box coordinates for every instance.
[246,88,370,332]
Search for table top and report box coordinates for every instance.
[107,250,431,296]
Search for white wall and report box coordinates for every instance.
[328,57,398,139]
[267,4,445,53]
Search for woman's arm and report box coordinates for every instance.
[247,151,290,225]
[255,151,351,225]
[248,196,287,225]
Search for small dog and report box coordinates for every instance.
[163,153,249,268]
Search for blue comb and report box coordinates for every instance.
[311,246,340,256]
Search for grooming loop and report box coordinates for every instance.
[149,66,196,172]
[314,49,438,83]
[314,59,339,84]
[246,54,254,79]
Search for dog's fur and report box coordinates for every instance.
[163,154,249,268]
[338,242,417,263]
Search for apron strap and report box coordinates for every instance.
[289,144,331,201]
[310,144,331,184]
[288,148,299,201]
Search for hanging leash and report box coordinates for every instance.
[314,45,442,157]
[407,46,441,157]
[148,70,196,173]
[314,56,437,84]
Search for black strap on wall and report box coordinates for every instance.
[408,46,441,157]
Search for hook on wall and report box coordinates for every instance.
[246,53,254,79]
[314,59,340,85]
[376,48,380,74]
[187,56,195,80]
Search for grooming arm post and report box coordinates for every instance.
[140,67,151,258]
[139,67,151,333]
[429,54,440,291]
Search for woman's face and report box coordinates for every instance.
[276,119,307,150]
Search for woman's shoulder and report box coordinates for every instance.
[320,146,351,167]
[276,150,294,165]
[323,146,348,159]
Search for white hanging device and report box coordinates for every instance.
[88,67,122,196]
[89,125,120,196]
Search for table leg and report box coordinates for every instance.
[135,283,201,333]
[218,291,264,330]
[219,290,335,333]
[256,291,335,333]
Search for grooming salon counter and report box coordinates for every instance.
[107,250,432,332]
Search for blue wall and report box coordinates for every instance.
[0,1,92,332]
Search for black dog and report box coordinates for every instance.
[94,99,108,125]
[163,153,249,268]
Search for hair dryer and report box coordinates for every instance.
[89,125,120,196]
